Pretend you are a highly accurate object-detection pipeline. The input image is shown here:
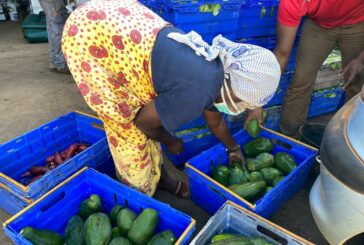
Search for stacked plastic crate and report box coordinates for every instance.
[139,0,345,164]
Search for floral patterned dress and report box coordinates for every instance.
[62,0,169,195]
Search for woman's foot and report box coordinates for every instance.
[159,164,190,199]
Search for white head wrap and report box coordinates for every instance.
[168,31,281,110]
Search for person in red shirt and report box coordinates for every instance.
[274,0,364,138]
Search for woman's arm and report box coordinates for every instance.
[135,101,183,154]
[204,110,245,165]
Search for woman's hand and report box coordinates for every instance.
[244,107,263,128]
[166,137,184,155]
[228,147,246,168]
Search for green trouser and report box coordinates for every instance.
[280,19,364,136]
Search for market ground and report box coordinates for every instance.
[0,21,330,244]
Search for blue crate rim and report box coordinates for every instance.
[185,127,318,210]
[0,111,104,193]
[203,200,315,245]
[0,182,32,204]
[2,167,196,245]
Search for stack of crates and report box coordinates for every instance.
[138,0,345,164]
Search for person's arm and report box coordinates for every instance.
[341,49,364,87]
[134,101,183,154]
[204,110,245,165]
[274,23,298,72]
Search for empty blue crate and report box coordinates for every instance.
[186,128,318,218]
[0,112,110,202]
[239,36,299,71]
[191,201,313,244]
[238,0,279,39]
[3,168,195,245]
[308,86,345,118]
[147,0,244,43]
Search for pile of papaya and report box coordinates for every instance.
[212,136,297,203]
[20,194,176,245]
[210,233,273,245]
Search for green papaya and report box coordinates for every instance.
[109,237,132,245]
[247,153,274,172]
[243,138,274,157]
[259,167,283,185]
[84,213,112,245]
[228,181,266,201]
[229,165,248,185]
[274,152,297,175]
[262,111,267,123]
[249,171,264,182]
[111,227,122,239]
[147,230,176,245]
[246,119,260,138]
[212,165,230,186]
[109,205,123,226]
[65,215,84,245]
[210,237,251,245]
[117,208,137,236]
[248,237,273,245]
[127,208,159,245]
[20,226,64,245]
[211,233,243,243]
[272,176,285,187]
[246,111,268,138]
[79,194,102,220]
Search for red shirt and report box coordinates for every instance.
[278,0,364,29]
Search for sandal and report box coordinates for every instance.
[159,166,190,199]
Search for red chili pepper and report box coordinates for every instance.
[46,155,55,164]
[64,144,78,161]
[54,152,64,166]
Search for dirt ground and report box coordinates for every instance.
[0,21,329,244]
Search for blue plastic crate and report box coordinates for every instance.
[163,116,241,166]
[3,168,195,245]
[149,0,244,10]
[0,112,110,201]
[186,128,318,218]
[148,1,243,43]
[191,201,313,244]
[0,184,29,215]
[237,0,279,39]
[163,127,219,166]
[308,86,345,118]
[175,115,206,131]
[265,71,294,107]
[238,36,299,71]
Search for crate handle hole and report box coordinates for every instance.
[113,193,118,204]
[124,199,129,208]
[91,122,104,131]
[272,139,292,150]
[257,225,288,244]
[40,192,66,212]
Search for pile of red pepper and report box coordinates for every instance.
[22,143,89,185]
